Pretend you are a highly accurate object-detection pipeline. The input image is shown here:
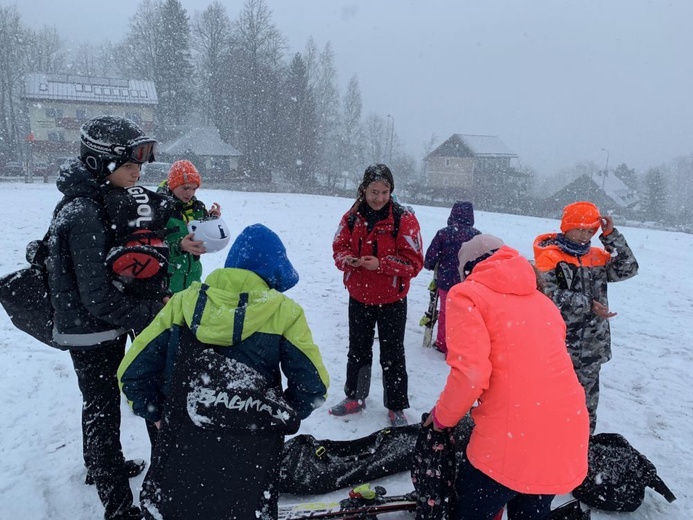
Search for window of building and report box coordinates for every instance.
[445,158,450,167]
[120,89,129,96]
[75,84,83,92]
[130,90,139,97]
[45,108,56,117]
[94,87,102,95]
[84,85,92,92]
[39,83,48,91]
[139,90,148,98]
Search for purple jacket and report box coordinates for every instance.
[424,201,481,291]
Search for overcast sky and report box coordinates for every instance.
[6,0,692,177]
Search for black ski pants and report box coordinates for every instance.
[70,338,138,519]
[345,296,409,411]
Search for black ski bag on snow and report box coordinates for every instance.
[572,432,676,512]
[279,423,421,495]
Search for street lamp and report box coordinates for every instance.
[386,114,394,164]
[600,148,610,189]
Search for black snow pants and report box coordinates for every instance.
[345,296,410,411]
[70,337,139,520]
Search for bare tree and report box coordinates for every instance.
[338,75,364,185]
[191,2,233,127]
[26,26,66,74]
[227,0,286,179]
[309,41,341,186]
[113,0,162,80]
[363,113,388,165]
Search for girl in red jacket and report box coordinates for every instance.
[330,164,424,427]
[426,235,589,519]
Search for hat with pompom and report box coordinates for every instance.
[168,160,202,190]
[560,201,601,233]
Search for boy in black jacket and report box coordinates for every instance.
[47,115,169,520]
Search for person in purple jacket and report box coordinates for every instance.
[423,201,481,354]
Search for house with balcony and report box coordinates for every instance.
[423,133,526,208]
[22,73,157,168]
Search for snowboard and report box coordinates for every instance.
[419,274,439,349]
[278,485,417,519]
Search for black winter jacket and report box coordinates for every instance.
[47,160,164,349]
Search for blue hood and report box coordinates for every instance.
[224,224,299,293]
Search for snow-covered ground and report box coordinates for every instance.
[0,182,690,518]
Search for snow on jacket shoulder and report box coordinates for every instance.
[435,246,589,494]
[332,203,424,304]
[48,161,164,348]
[118,267,330,422]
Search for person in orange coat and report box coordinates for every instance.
[425,235,589,520]
[533,201,638,434]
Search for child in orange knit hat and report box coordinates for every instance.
[532,201,639,433]
[158,160,222,292]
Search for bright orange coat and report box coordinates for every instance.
[434,246,589,494]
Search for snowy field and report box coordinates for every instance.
[0,182,690,518]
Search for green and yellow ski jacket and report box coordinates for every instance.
[118,267,329,422]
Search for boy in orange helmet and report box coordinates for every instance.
[533,201,639,433]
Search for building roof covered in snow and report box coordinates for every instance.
[159,127,242,157]
[546,173,640,214]
[23,73,157,105]
[427,134,517,159]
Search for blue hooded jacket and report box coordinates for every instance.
[424,201,481,291]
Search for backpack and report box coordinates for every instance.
[572,433,676,512]
[347,200,405,238]
[0,232,59,348]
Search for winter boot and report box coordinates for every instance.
[329,398,366,416]
[388,410,408,427]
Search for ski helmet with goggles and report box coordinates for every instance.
[80,115,157,178]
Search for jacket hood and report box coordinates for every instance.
[448,201,475,227]
[466,246,537,296]
[178,268,288,346]
[56,158,104,200]
[224,224,299,293]
[532,232,559,261]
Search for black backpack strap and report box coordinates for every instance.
[651,474,677,503]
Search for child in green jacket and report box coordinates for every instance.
[158,160,222,292]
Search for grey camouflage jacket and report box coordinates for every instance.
[533,229,639,366]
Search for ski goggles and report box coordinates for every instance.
[112,137,157,165]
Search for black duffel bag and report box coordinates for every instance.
[572,433,676,512]
[279,423,421,495]
[0,235,61,349]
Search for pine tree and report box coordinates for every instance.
[643,167,667,221]
[279,53,318,186]
[156,0,194,127]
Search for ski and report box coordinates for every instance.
[420,272,439,349]
[278,485,417,519]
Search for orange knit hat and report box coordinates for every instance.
[560,201,601,233]
[168,160,202,190]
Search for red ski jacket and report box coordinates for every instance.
[333,203,423,305]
